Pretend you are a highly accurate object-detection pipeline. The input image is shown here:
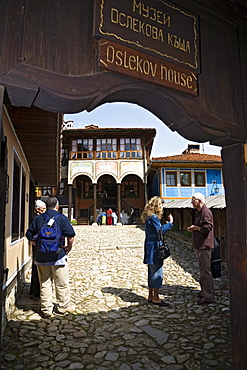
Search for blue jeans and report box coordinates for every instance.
[148,263,163,289]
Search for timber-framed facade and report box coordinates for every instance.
[52,125,155,224]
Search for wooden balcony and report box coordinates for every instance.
[69,150,143,160]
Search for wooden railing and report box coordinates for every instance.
[69,150,143,160]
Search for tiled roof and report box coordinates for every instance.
[152,153,222,162]
[64,126,156,132]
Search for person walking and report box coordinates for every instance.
[106,208,113,225]
[26,196,76,317]
[112,210,117,225]
[29,200,46,297]
[141,196,173,307]
[130,207,136,224]
[101,210,106,225]
[188,193,215,304]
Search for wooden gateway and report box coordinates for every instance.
[0,1,246,368]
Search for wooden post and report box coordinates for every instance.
[117,183,121,223]
[143,147,148,205]
[221,144,247,370]
[68,184,72,221]
[93,183,97,224]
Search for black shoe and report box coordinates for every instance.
[197,299,215,305]
[152,300,169,307]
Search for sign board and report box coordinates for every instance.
[94,0,200,71]
[98,39,197,95]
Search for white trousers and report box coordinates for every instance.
[37,262,70,315]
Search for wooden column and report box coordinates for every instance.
[68,184,72,221]
[221,143,247,370]
[93,183,97,223]
[143,147,148,205]
[117,183,121,223]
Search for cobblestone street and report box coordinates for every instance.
[1,225,232,369]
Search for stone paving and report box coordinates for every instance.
[1,225,232,369]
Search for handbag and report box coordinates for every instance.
[158,229,171,259]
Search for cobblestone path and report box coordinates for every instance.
[1,226,232,369]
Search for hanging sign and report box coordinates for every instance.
[98,39,197,96]
[94,0,200,71]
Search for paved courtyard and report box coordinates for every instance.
[1,225,232,369]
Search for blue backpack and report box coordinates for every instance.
[36,213,63,254]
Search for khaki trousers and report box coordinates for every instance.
[194,248,214,301]
[37,263,70,315]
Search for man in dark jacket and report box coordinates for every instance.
[188,193,215,305]
[26,197,75,317]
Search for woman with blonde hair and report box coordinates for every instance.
[141,196,173,306]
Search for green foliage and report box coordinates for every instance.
[70,219,77,225]
[185,231,192,238]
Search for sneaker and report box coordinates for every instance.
[56,304,75,314]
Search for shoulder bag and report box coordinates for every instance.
[158,229,171,259]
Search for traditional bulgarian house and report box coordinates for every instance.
[149,144,224,200]
[149,144,225,242]
[59,124,156,224]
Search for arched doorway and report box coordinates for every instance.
[0,1,246,367]
[97,174,117,211]
[121,174,144,217]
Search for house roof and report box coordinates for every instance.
[163,194,226,209]
[63,126,156,134]
[62,126,156,154]
[151,152,222,169]
[152,153,222,162]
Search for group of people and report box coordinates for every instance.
[97,207,136,226]
[142,192,215,306]
[97,208,118,225]
[26,191,215,318]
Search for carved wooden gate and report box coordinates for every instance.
[0,1,246,368]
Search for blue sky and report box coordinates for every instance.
[64,102,221,157]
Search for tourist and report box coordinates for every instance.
[141,196,173,306]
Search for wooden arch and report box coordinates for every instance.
[0,1,247,368]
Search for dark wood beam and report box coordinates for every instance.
[221,144,247,370]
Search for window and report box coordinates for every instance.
[96,138,117,158]
[11,155,26,242]
[121,181,139,198]
[20,170,26,238]
[71,139,93,159]
[166,171,177,186]
[84,181,93,198]
[61,149,68,166]
[180,171,191,186]
[59,182,64,196]
[195,171,205,187]
[12,156,20,242]
[120,138,142,158]
[97,181,103,196]
[42,186,52,196]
